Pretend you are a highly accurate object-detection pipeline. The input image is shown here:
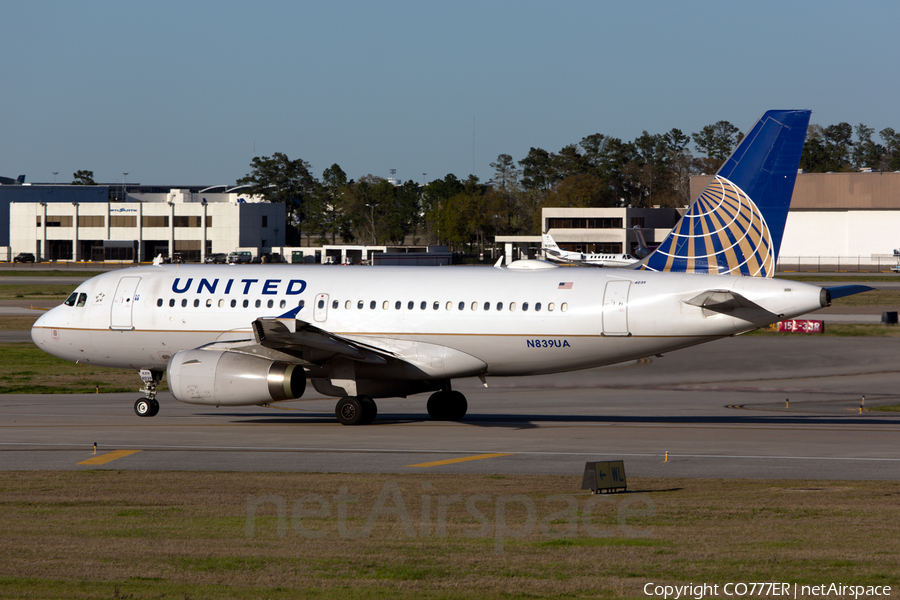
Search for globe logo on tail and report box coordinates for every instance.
[640,175,775,277]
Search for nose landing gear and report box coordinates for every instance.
[135,369,163,417]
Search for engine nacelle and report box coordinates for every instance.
[167,349,306,406]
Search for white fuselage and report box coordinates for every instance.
[544,250,638,268]
[32,263,827,381]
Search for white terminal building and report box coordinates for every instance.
[7,187,285,263]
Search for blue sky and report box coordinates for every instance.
[2,1,897,186]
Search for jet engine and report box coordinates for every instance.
[166,349,306,406]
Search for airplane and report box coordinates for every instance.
[541,232,638,267]
[31,110,872,425]
[631,226,655,259]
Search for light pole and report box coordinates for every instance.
[52,172,58,184]
[123,172,128,202]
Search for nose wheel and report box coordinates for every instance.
[134,398,160,417]
[135,369,163,417]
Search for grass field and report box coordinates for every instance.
[0,284,77,300]
[0,270,106,277]
[0,343,146,394]
[0,471,897,599]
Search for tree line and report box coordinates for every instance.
[71,120,900,252]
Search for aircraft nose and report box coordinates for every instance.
[31,311,47,346]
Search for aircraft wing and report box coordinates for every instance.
[252,317,389,364]
[250,316,487,380]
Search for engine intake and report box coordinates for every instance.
[167,349,306,406]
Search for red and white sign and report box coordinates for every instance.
[776,319,824,334]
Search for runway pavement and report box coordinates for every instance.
[2,336,899,481]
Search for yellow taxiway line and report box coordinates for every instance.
[406,453,514,468]
[77,449,142,465]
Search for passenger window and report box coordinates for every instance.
[548,302,555,312]
[280,300,286,309]
[408,301,414,310]
[298,300,305,309]
[318,299,325,309]
[370,300,376,310]
[496,302,503,311]
[169,299,175,307]
[182,299,188,307]
[332,300,338,309]
[433,301,439,310]
[484,302,490,311]
[157,298,163,307]
[383,301,389,310]
[345,300,351,309]
[206,299,212,308]
[243,300,249,308]
[64,293,78,306]
[231,299,236,308]
[510,302,516,311]
[267,300,273,309]
[561,302,568,312]
[420,301,426,310]
[471,302,477,311]
[255,300,261,308]
[193,299,200,308]
[358,300,364,309]
[522,302,529,312]
[395,301,401,310]
[458,302,465,310]
[446,301,452,310]
[535,302,541,312]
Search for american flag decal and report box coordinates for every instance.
[558,282,573,289]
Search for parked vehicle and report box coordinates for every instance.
[205,253,227,264]
[227,251,253,264]
[13,252,36,263]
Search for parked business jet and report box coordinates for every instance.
[542,233,638,267]
[31,110,870,425]
[631,226,655,259]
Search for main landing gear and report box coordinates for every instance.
[335,396,378,426]
[135,369,162,418]
[427,389,468,421]
[333,386,469,425]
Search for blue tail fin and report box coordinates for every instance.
[639,109,811,277]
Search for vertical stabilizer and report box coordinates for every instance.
[542,233,561,251]
[639,109,811,277]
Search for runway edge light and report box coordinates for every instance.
[581,461,627,494]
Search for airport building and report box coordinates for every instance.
[692,171,900,264]
[497,207,683,261]
[3,184,285,262]
[500,172,900,269]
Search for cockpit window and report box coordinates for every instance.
[76,293,87,307]
[64,293,78,307]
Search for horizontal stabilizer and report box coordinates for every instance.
[686,289,779,323]
[824,285,874,300]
